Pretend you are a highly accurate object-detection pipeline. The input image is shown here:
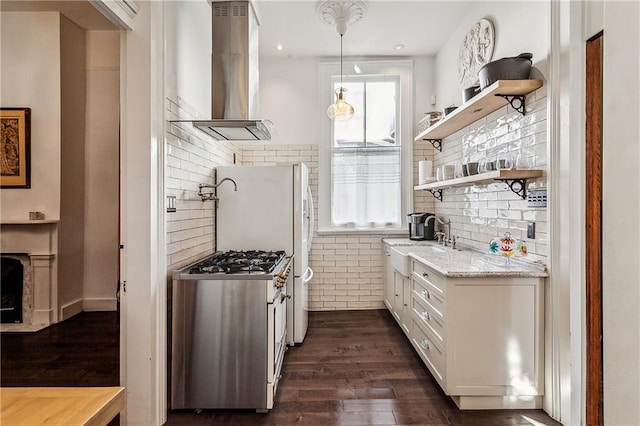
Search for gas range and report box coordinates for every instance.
[186,250,286,276]
[171,249,292,411]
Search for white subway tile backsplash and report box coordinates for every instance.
[423,93,548,262]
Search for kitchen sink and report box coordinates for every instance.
[418,245,446,254]
[389,246,415,277]
[389,244,448,277]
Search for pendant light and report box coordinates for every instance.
[327,33,354,120]
[317,0,368,121]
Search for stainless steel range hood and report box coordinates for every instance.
[190,1,271,141]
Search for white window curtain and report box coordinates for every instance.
[331,147,401,228]
[317,60,413,234]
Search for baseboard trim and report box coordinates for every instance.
[83,297,117,312]
[451,395,543,410]
[60,299,84,320]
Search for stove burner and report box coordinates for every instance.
[189,250,286,275]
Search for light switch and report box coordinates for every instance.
[167,195,177,213]
[527,222,535,239]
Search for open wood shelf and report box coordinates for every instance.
[414,169,544,200]
[414,79,544,144]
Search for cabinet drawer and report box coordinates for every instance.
[412,294,446,345]
[412,319,445,387]
[412,261,446,296]
[413,276,446,319]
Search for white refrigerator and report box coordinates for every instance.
[216,163,314,344]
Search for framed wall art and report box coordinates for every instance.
[1,108,31,188]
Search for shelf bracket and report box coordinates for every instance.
[427,189,443,202]
[495,94,527,116]
[423,139,442,152]
[497,179,528,199]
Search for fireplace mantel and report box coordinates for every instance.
[1,223,58,332]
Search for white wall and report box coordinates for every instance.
[164,0,211,119]
[602,1,640,424]
[83,31,120,311]
[260,56,435,147]
[435,2,549,110]
[260,58,320,144]
[429,2,549,260]
[0,12,61,221]
[58,15,87,318]
[163,0,243,273]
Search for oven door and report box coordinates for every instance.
[273,287,287,374]
[268,283,288,405]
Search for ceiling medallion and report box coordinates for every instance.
[317,0,368,34]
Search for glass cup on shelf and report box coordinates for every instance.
[454,161,464,179]
[436,166,444,181]
[478,157,487,174]
[443,164,455,180]
[515,154,534,169]
[496,152,513,170]
[485,154,497,172]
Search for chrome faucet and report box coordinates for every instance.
[425,215,452,247]
[198,177,238,202]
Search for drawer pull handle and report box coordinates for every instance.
[422,272,429,277]
[420,339,430,350]
[421,290,431,300]
[420,311,430,321]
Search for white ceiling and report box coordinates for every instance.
[0,0,117,30]
[0,0,476,58]
[255,1,475,58]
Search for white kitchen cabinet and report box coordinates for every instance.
[383,242,412,336]
[383,244,394,311]
[393,272,411,336]
[409,258,544,410]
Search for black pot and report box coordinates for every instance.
[478,52,533,90]
[443,106,458,117]
[462,85,481,103]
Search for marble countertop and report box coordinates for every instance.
[383,238,548,278]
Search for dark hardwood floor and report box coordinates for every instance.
[167,310,562,425]
[1,309,561,425]
[1,311,119,387]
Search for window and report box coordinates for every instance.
[318,60,413,233]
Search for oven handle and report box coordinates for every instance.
[275,255,294,288]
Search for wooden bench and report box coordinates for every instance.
[1,387,124,425]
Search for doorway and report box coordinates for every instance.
[585,31,604,426]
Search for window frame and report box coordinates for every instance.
[330,74,400,148]
[318,60,414,234]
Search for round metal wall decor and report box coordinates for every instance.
[457,18,495,88]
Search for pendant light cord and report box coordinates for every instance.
[340,34,344,89]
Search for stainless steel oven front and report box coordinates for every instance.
[171,253,293,412]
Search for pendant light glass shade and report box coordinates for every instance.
[327,34,354,120]
[327,87,355,120]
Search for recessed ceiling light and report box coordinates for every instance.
[353,64,362,74]
[276,43,284,51]
[395,44,405,50]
